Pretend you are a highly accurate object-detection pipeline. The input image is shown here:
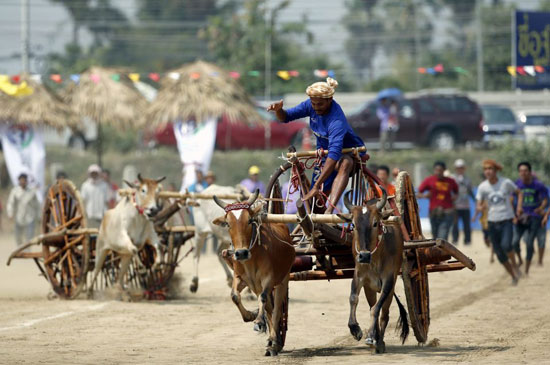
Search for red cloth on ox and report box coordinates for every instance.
[418,175,458,211]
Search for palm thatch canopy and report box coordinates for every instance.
[63,66,148,129]
[0,75,77,129]
[147,61,261,126]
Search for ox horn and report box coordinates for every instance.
[213,195,229,210]
[343,190,354,212]
[137,173,144,183]
[375,185,388,212]
[156,176,166,183]
[246,189,260,206]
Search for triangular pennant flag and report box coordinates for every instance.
[426,68,436,75]
[70,74,80,83]
[190,72,201,80]
[11,75,20,83]
[228,71,240,79]
[90,74,100,83]
[209,71,219,77]
[535,65,545,73]
[128,73,140,82]
[433,63,444,73]
[148,72,160,82]
[247,70,260,77]
[327,70,335,78]
[276,70,291,80]
[453,67,468,74]
[417,67,427,74]
[524,66,536,76]
[516,66,526,76]
[288,70,300,77]
[0,76,34,96]
[30,74,42,83]
[507,66,517,76]
[50,74,62,83]
[314,69,328,78]
[110,74,120,82]
[168,72,180,80]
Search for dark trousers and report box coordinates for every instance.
[488,219,514,264]
[429,211,454,241]
[451,209,472,244]
[513,216,542,262]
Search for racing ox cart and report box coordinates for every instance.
[257,146,476,347]
[6,180,245,300]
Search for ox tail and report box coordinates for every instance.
[393,293,410,344]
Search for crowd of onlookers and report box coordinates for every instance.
[3,157,547,285]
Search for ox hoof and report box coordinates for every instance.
[349,324,363,341]
[190,277,199,293]
[365,336,376,347]
[254,317,267,333]
[265,348,278,357]
[375,341,386,354]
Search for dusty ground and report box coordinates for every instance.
[1,231,549,364]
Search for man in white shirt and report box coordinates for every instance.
[81,164,109,228]
[7,173,40,246]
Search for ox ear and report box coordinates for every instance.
[337,213,352,223]
[156,176,166,184]
[137,173,144,183]
[124,180,136,189]
[212,216,229,228]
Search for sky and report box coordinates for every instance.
[0,0,544,76]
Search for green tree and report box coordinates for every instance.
[200,0,342,96]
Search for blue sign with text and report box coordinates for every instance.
[515,10,550,89]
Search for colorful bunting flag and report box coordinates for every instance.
[426,68,436,75]
[11,75,20,83]
[70,74,80,83]
[535,65,545,73]
[168,72,180,80]
[433,64,444,73]
[417,67,427,74]
[247,70,260,77]
[190,72,201,80]
[110,74,120,82]
[327,70,335,78]
[507,66,516,76]
[516,66,527,76]
[30,74,42,83]
[524,66,536,76]
[277,70,291,80]
[314,69,328,78]
[50,74,62,83]
[128,73,140,82]
[453,67,468,74]
[289,70,300,77]
[148,73,160,82]
[90,74,101,83]
[209,71,219,77]
[228,71,241,79]
[0,76,34,96]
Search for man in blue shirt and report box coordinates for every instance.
[267,77,365,213]
[513,161,548,274]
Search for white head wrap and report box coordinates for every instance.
[306,77,338,98]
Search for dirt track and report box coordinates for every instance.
[1,231,549,364]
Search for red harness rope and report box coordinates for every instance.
[131,192,145,215]
[224,202,251,213]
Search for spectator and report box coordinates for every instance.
[188,169,208,193]
[56,171,68,182]
[542,209,549,266]
[376,165,396,198]
[81,164,108,228]
[418,161,458,241]
[240,165,266,195]
[451,159,475,246]
[475,159,522,285]
[377,98,398,151]
[7,173,40,246]
[392,167,400,183]
[512,162,548,275]
[102,169,119,209]
[205,170,216,186]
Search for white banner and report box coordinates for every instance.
[173,118,217,191]
[1,124,46,203]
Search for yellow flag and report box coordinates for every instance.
[507,66,516,77]
[128,73,140,82]
[277,70,291,81]
[0,76,34,96]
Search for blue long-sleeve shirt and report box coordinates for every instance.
[284,99,365,161]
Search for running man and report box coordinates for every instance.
[475,159,523,285]
[267,77,365,213]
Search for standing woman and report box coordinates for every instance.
[475,159,523,285]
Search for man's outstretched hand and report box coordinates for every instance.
[267,99,284,112]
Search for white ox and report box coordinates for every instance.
[189,184,248,292]
[85,174,165,299]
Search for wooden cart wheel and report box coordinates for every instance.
[395,171,430,343]
[394,171,424,240]
[41,179,90,298]
[265,162,292,214]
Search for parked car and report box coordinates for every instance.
[480,104,524,146]
[518,110,550,142]
[143,106,308,150]
[347,93,484,150]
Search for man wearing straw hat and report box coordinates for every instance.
[268,77,365,213]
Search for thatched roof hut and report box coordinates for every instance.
[0,76,76,129]
[147,61,261,126]
[63,66,148,129]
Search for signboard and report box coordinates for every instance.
[514,10,550,89]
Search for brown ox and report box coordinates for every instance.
[212,190,295,356]
[341,187,409,353]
